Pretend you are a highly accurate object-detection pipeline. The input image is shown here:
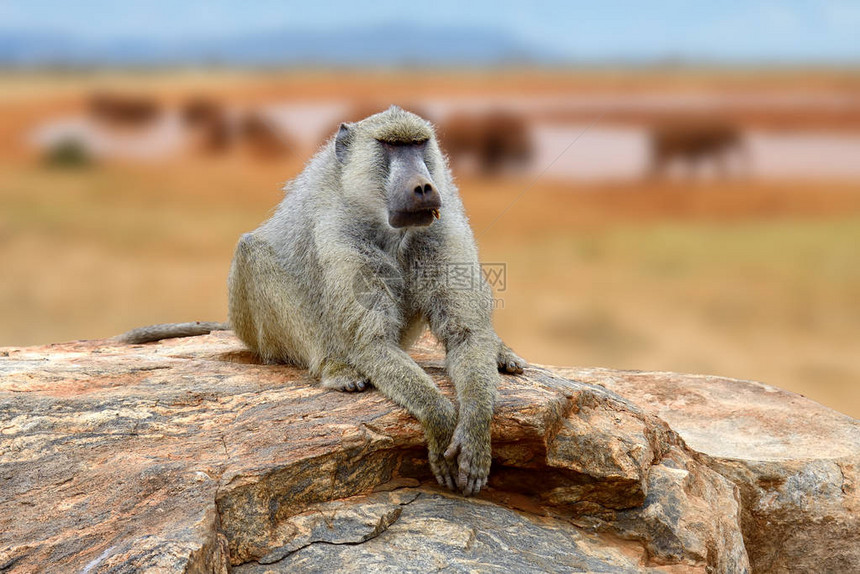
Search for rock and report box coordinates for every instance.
[1,332,753,572]
[610,447,748,572]
[553,367,860,574]
[234,488,662,574]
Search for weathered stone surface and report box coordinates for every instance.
[611,448,747,573]
[234,488,664,574]
[554,366,860,574]
[1,332,752,572]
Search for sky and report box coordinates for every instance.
[1,0,859,64]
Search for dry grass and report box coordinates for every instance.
[1,70,859,417]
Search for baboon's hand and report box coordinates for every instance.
[428,446,458,492]
[444,418,492,496]
[424,408,458,491]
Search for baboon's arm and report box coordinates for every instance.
[421,284,500,494]
[113,321,229,344]
[408,234,502,495]
[349,342,459,490]
[442,332,499,496]
[315,235,461,489]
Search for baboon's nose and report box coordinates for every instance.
[388,173,442,227]
[413,181,434,196]
[406,176,440,210]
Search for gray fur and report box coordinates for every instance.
[227,106,526,495]
[114,321,229,344]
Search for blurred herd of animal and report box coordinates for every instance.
[68,91,542,174]
[36,90,756,179]
[86,92,293,159]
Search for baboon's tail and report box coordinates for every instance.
[113,321,230,344]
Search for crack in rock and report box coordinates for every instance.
[251,490,422,566]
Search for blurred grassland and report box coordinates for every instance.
[2,158,858,416]
[0,69,858,417]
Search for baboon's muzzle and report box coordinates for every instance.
[386,143,442,228]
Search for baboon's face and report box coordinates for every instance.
[378,139,441,228]
[336,107,443,230]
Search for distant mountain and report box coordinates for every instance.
[0,23,560,67]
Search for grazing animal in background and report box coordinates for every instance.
[89,92,162,128]
[181,97,233,154]
[238,111,292,159]
[649,119,747,178]
[227,106,526,495]
[181,96,223,127]
[440,110,533,175]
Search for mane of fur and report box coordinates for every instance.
[362,106,434,144]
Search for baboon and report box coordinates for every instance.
[228,106,525,495]
[649,119,747,178]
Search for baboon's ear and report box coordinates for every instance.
[335,123,352,164]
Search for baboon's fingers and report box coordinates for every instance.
[497,345,527,374]
[442,468,457,491]
[464,475,481,497]
[320,374,371,393]
[430,453,457,491]
[457,450,491,496]
[505,359,524,374]
[458,458,471,492]
[354,379,370,391]
[444,440,460,462]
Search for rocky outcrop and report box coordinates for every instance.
[0,332,853,572]
[233,488,659,573]
[554,367,860,574]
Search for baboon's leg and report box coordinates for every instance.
[497,339,526,374]
[228,233,312,366]
[349,344,458,490]
[320,360,371,393]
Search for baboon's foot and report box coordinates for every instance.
[497,343,526,374]
[321,361,372,393]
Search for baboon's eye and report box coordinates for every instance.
[377,138,428,149]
